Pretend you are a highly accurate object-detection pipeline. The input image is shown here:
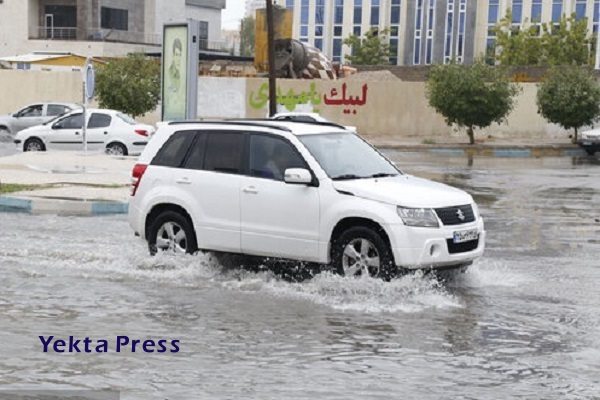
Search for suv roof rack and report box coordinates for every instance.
[167,120,292,132]
[268,117,348,130]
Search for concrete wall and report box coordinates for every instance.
[0,71,576,140]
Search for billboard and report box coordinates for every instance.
[254,7,293,73]
[162,22,199,121]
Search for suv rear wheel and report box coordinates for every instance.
[331,226,396,281]
[148,211,198,255]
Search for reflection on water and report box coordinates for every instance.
[0,153,599,399]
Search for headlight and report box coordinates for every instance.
[397,207,439,228]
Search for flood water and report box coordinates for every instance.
[1,153,599,399]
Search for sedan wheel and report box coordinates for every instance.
[105,142,127,156]
[24,138,45,152]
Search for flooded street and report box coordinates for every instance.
[1,152,599,399]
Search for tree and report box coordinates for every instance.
[240,15,255,57]
[491,10,543,65]
[343,27,390,65]
[95,53,161,118]
[540,14,593,66]
[492,11,593,66]
[426,61,521,145]
[536,67,600,142]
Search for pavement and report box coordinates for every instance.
[0,137,588,216]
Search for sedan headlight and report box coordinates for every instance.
[397,207,439,228]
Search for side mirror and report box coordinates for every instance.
[284,168,312,185]
[12,113,19,118]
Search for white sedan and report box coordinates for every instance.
[268,112,357,132]
[14,108,154,156]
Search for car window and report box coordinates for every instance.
[249,135,306,181]
[47,104,72,117]
[17,104,43,118]
[88,113,112,128]
[182,133,206,170]
[204,132,244,174]
[151,131,197,168]
[116,113,137,125]
[54,113,84,130]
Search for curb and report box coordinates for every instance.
[378,145,586,157]
[0,195,128,216]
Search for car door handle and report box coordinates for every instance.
[75,131,80,135]
[175,177,191,185]
[242,186,258,194]
[104,131,108,135]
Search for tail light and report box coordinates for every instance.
[131,164,148,196]
[135,129,149,137]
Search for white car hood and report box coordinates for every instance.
[332,175,474,208]
[581,128,600,138]
[16,124,47,137]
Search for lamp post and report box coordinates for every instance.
[266,0,277,116]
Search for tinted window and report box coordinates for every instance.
[182,133,206,170]
[151,131,196,167]
[54,113,83,129]
[88,113,112,128]
[47,104,71,116]
[204,132,243,174]
[249,135,305,181]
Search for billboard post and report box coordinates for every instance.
[162,20,199,121]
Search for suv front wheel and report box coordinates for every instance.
[148,211,198,255]
[331,226,396,281]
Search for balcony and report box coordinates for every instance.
[31,26,161,46]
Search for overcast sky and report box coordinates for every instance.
[222,0,246,30]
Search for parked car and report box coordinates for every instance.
[269,112,357,132]
[577,128,600,155]
[128,119,485,280]
[14,108,155,156]
[0,102,80,135]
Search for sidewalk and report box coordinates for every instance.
[0,138,586,216]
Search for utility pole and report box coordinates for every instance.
[266,0,277,116]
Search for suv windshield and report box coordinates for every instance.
[299,132,400,180]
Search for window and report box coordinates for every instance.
[488,0,499,24]
[249,135,305,181]
[334,26,343,36]
[47,104,71,117]
[286,0,294,9]
[101,7,128,31]
[371,0,380,25]
[54,113,83,130]
[18,105,43,118]
[575,0,587,21]
[44,5,76,27]
[354,0,362,24]
[531,0,543,23]
[512,0,523,23]
[183,133,207,170]
[151,131,196,168]
[87,113,111,129]
[204,132,244,174]
[552,0,563,23]
[333,39,343,62]
[334,0,344,24]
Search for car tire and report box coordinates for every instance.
[331,226,396,281]
[585,149,596,156]
[105,142,128,156]
[24,138,45,152]
[147,211,198,256]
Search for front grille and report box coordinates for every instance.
[435,204,475,225]
[446,238,479,254]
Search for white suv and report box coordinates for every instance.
[129,120,485,279]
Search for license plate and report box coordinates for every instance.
[581,141,592,146]
[453,229,479,243]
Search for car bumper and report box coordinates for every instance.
[578,139,600,150]
[387,218,486,270]
[128,201,145,239]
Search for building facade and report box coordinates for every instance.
[0,0,226,57]
[282,0,600,66]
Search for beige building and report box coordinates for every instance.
[0,0,227,58]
